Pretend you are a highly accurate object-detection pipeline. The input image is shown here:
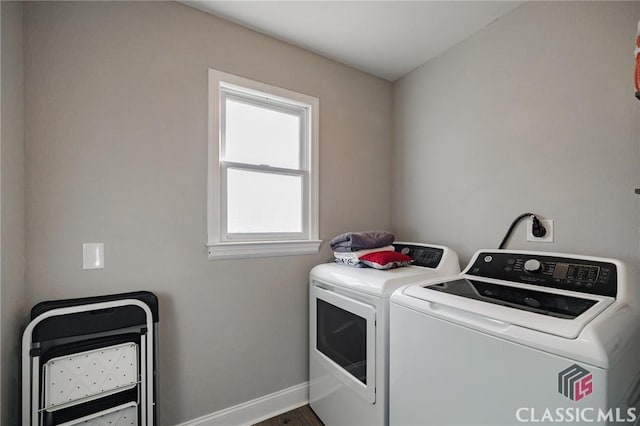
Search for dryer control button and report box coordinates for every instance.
[484,256,493,263]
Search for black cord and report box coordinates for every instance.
[499,212,537,249]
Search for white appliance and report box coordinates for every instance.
[310,242,460,426]
[390,249,640,426]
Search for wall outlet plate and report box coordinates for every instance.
[527,219,553,243]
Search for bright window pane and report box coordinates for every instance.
[227,168,302,234]
[225,98,301,170]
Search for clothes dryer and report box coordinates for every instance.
[310,242,460,426]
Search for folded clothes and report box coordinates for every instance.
[330,231,395,252]
[334,248,412,270]
[334,257,364,267]
[333,245,396,262]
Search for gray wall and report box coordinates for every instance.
[1,2,26,425]
[393,1,640,266]
[23,2,392,424]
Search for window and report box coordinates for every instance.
[207,69,320,259]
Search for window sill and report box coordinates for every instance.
[207,240,322,260]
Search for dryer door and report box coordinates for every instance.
[311,285,376,403]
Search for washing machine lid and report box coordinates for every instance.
[311,263,457,297]
[400,276,614,339]
[427,278,598,319]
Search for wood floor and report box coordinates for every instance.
[254,404,324,426]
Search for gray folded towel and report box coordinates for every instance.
[330,231,395,253]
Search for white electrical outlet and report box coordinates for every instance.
[527,219,553,243]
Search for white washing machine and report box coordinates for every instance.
[390,249,640,426]
[309,242,460,426]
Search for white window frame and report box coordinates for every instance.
[207,69,320,260]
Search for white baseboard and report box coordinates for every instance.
[177,382,309,426]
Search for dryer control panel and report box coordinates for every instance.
[466,252,617,297]
[393,243,443,269]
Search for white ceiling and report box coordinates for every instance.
[184,1,524,81]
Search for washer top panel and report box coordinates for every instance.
[465,251,618,297]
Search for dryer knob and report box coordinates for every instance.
[524,259,543,273]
